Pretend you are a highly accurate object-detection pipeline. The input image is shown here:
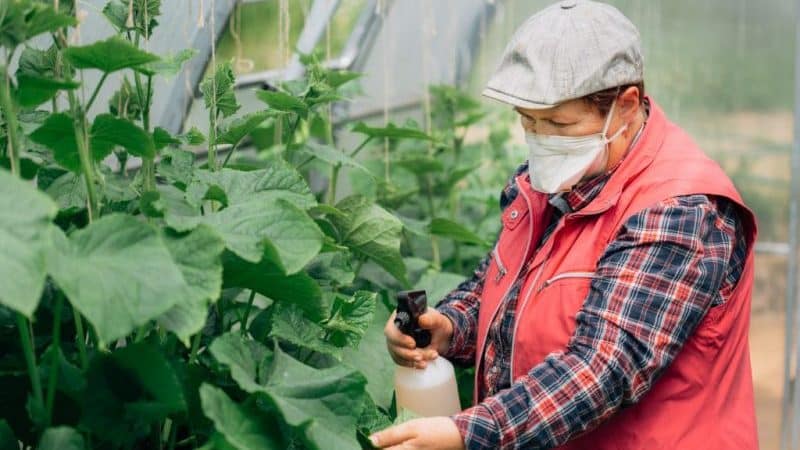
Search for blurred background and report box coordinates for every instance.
[76,0,796,448]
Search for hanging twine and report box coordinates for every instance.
[126,0,134,28]
[197,0,205,29]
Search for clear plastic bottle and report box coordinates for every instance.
[392,290,462,418]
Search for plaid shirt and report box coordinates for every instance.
[436,160,747,449]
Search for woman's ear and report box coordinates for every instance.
[618,86,641,121]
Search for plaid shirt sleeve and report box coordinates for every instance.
[450,195,746,449]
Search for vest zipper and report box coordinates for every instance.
[492,247,508,282]
[538,271,595,292]
[509,256,549,383]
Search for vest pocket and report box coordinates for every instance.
[538,271,595,293]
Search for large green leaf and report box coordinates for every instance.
[256,89,308,117]
[91,114,155,158]
[102,0,161,38]
[429,217,490,246]
[209,332,273,393]
[187,162,315,210]
[0,420,16,449]
[324,291,376,348]
[167,166,321,273]
[262,345,367,450]
[138,48,196,77]
[29,113,152,172]
[157,226,225,346]
[38,427,85,450]
[0,1,76,48]
[217,110,272,146]
[300,142,372,176]
[330,196,407,285]
[201,62,239,118]
[342,301,395,409]
[199,384,282,450]
[15,74,79,107]
[222,251,325,321]
[81,342,186,446]
[47,214,189,343]
[413,270,467,307]
[351,122,432,141]
[0,169,57,317]
[64,36,159,73]
[269,302,342,359]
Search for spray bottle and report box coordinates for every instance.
[393,290,461,417]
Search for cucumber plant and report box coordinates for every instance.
[0,1,514,448]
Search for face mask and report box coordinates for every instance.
[525,100,627,193]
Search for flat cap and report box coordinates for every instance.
[483,0,643,109]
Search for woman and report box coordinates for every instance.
[372,1,758,449]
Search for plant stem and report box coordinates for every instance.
[17,314,44,411]
[240,290,257,336]
[424,176,441,270]
[134,72,156,190]
[45,294,64,426]
[221,142,239,168]
[0,63,21,177]
[188,332,202,365]
[349,136,373,158]
[73,309,89,371]
[326,163,341,204]
[65,88,99,221]
[85,72,108,112]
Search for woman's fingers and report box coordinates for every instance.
[370,422,416,448]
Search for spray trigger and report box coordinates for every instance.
[395,290,432,348]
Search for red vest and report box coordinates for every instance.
[475,99,759,449]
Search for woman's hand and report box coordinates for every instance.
[384,308,454,369]
[369,417,465,450]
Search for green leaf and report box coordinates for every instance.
[262,345,367,450]
[64,36,160,73]
[306,251,355,287]
[43,171,86,212]
[222,251,325,322]
[138,48,196,77]
[324,291,376,348]
[22,2,77,38]
[157,226,225,346]
[428,217,490,246]
[326,70,361,88]
[158,147,195,187]
[91,113,155,158]
[217,110,272,146]
[0,420,17,450]
[30,113,151,172]
[38,426,85,450]
[342,301,395,409]
[102,0,161,38]
[167,166,321,272]
[397,155,444,174]
[81,342,185,445]
[356,395,392,436]
[269,302,342,359]
[351,122,432,141]
[201,61,239,118]
[0,169,57,317]
[152,127,181,151]
[15,74,79,107]
[47,214,189,343]
[199,384,282,450]
[300,142,372,176]
[330,196,407,285]
[209,333,273,392]
[256,89,308,117]
[28,112,81,172]
[180,126,207,145]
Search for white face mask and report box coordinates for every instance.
[525,100,627,193]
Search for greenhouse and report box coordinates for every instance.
[0,0,797,449]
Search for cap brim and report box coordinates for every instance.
[481,86,559,110]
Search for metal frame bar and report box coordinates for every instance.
[781,0,800,447]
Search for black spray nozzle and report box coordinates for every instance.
[395,290,432,348]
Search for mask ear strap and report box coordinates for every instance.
[602,88,627,142]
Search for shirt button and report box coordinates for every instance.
[510,210,519,219]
